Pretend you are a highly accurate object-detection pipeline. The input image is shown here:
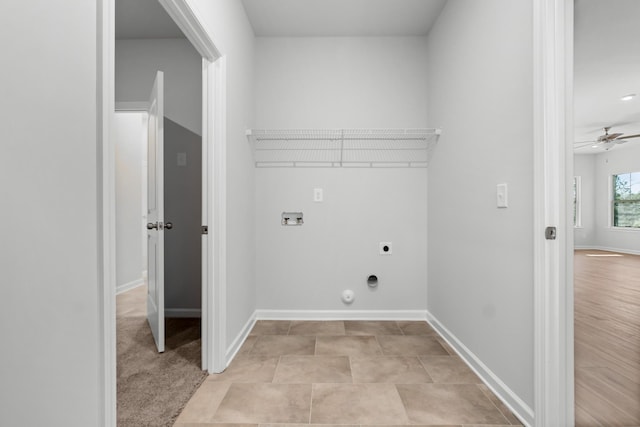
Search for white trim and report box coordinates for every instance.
[98,0,116,425]
[114,101,149,111]
[255,309,428,321]
[225,312,257,366]
[158,0,222,60]
[116,278,144,295]
[533,0,574,426]
[210,56,228,374]
[574,246,640,256]
[426,312,533,427]
[609,226,640,232]
[201,58,210,372]
[165,308,202,318]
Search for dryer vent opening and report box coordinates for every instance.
[367,275,378,288]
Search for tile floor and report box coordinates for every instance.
[175,320,523,427]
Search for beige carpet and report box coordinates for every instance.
[117,289,207,426]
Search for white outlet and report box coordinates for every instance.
[314,188,323,202]
[379,242,392,255]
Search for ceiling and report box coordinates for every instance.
[115,0,185,40]
[240,0,447,37]
[114,0,639,153]
[574,0,640,154]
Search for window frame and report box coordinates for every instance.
[573,176,582,228]
[610,171,640,230]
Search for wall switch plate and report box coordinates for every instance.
[177,152,187,167]
[497,183,508,208]
[379,242,392,255]
[314,188,323,202]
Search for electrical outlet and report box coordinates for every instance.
[314,188,323,202]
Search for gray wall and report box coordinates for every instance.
[426,0,534,411]
[574,146,640,253]
[116,38,202,135]
[593,144,640,253]
[164,118,202,310]
[114,112,147,291]
[0,0,101,424]
[256,168,427,311]
[254,37,428,312]
[189,0,257,351]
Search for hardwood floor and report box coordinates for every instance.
[574,250,640,427]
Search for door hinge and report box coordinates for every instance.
[201,225,208,235]
[545,226,557,240]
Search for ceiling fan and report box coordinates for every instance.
[574,126,640,151]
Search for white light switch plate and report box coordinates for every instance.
[497,183,508,208]
[177,152,187,167]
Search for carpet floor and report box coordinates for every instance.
[117,288,207,427]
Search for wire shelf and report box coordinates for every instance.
[246,128,441,168]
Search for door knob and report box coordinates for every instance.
[165,222,173,230]
[147,222,158,230]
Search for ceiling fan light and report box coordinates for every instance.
[591,145,598,148]
[621,93,636,101]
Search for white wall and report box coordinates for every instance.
[116,38,202,135]
[593,144,640,253]
[256,168,427,311]
[187,0,257,351]
[254,37,428,313]
[0,0,101,425]
[114,112,147,291]
[255,37,428,128]
[426,0,534,418]
[574,154,596,247]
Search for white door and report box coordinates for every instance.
[146,71,165,353]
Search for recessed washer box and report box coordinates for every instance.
[282,212,303,226]
[379,242,392,255]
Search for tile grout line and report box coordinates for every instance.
[308,336,315,426]
[415,355,435,383]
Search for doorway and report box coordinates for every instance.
[99,0,227,424]
[572,1,640,424]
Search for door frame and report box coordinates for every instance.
[98,0,227,424]
[532,0,574,426]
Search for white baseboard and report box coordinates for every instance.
[426,311,534,427]
[165,308,201,318]
[225,311,257,367]
[574,245,640,256]
[255,309,428,321]
[116,278,144,295]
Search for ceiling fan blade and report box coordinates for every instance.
[618,133,640,139]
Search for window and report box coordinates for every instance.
[573,176,581,227]
[612,171,640,228]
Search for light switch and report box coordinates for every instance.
[497,183,508,208]
[314,188,323,202]
[177,152,187,167]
